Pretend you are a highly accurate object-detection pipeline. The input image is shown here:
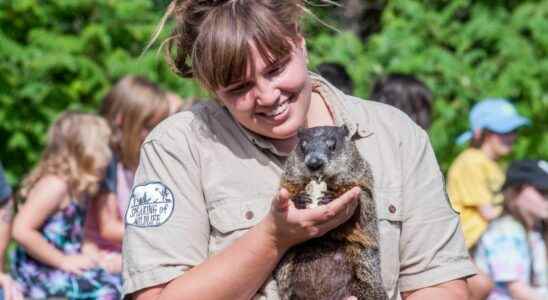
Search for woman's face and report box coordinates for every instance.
[215,40,311,141]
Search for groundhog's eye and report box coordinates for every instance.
[327,139,336,151]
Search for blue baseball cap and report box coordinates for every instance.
[456,98,530,144]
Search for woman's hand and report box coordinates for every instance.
[59,254,96,275]
[0,273,24,300]
[263,186,361,251]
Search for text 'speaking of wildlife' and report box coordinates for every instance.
[275,125,387,300]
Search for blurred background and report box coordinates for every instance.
[0,0,547,185]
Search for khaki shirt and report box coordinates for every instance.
[123,74,475,299]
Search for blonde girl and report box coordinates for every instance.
[11,111,121,299]
[124,1,474,299]
[84,76,170,266]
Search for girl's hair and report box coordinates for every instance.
[502,185,527,225]
[470,129,490,148]
[502,185,548,286]
[100,76,170,171]
[19,112,112,201]
[157,0,307,92]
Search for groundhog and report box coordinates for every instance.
[275,125,387,300]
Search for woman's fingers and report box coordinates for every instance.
[324,187,360,217]
[273,188,291,213]
[297,187,360,223]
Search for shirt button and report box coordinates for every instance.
[245,210,254,220]
[388,205,396,214]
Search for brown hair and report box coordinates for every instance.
[100,76,170,171]
[502,185,548,286]
[20,112,111,201]
[158,0,307,92]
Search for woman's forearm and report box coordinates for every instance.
[134,188,360,300]
[156,219,287,300]
[13,228,65,269]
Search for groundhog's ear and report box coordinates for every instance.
[339,125,349,138]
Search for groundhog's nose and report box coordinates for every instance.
[305,157,324,171]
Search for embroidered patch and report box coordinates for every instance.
[125,182,174,227]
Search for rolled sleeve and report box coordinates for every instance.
[398,128,476,292]
[122,127,209,298]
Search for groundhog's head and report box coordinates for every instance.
[295,125,354,181]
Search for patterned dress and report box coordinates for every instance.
[11,201,122,299]
[475,215,548,300]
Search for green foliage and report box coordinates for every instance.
[309,0,548,171]
[0,0,546,185]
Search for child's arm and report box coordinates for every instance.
[478,203,501,221]
[508,281,547,300]
[12,175,95,274]
[96,192,124,243]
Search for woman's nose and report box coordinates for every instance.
[255,78,281,106]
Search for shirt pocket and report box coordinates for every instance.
[208,198,270,234]
[375,185,403,298]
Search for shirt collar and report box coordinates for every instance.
[309,72,373,139]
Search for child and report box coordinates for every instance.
[0,162,23,300]
[447,98,530,300]
[10,112,121,299]
[369,73,433,130]
[84,76,171,272]
[448,98,530,249]
[475,160,548,299]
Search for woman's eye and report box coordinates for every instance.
[228,83,252,96]
[267,62,287,77]
[269,66,283,76]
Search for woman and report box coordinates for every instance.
[123,1,475,299]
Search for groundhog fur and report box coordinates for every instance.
[275,125,387,300]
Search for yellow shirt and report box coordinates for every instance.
[447,148,505,249]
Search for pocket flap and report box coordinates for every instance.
[209,199,269,234]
